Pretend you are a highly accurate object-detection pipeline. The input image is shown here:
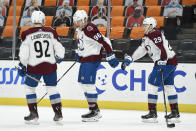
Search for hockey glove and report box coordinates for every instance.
[17,63,27,77]
[121,55,132,70]
[157,59,167,70]
[75,53,80,62]
[55,55,64,64]
[106,53,119,68]
[157,59,167,65]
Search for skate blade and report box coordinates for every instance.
[168,118,181,123]
[54,117,63,122]
[97,113,102,119]
[54,119,64,125]
[142,118,158,123]
[82,117,99,122]
[25,118,39,125]
[82,114,102,122]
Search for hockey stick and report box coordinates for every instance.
[37,61,76,104]
[121,54,130,70]
[15,66,42,83]
[57,61,76,83]
[160,69,175,128]
[25,73,42,83]
[37,92,48,104]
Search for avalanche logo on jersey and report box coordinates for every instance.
[95,64,108,95]
[87,26,93,31]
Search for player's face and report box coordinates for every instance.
[142,24,152,34]
[74,19,87,30]
[74,20,84,29]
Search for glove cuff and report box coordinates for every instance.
[19,62,25,67]
[55,55,63,59]
[157,59,167,65]
[106,53,115,61]
[157,60,167,65]
[124,55,133,62]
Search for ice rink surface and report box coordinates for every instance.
[0,105,196,131]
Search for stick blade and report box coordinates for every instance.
[121,63,126,70]
[167,123,175,128]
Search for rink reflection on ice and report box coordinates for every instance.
[0,105,196,131]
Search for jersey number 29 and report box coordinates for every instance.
[154,37,162,44]
[34,40,50,58]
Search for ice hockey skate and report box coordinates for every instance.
[165,109,180,123]
[53,111,63,122]
[24,111,39,125]
[81,109,102,122]
[141,110,158,123]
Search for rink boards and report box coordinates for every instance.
[0,60,196,113]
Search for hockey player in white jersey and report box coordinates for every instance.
[17,11,65,124]
[73,10,119,122]
[121,17,180,123]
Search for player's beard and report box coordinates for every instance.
[78,21,88,30]
[143,25,152,34]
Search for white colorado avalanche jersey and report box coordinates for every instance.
[131,29,177,65]
[75,22,113,63]
[19,27,65,74]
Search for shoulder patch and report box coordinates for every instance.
[87,26,93,31]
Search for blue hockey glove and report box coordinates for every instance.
[75,53,80,62]
[17,63,27,77]
[55,55,64,64]
[121,55,132,70]
[106,53,119,68]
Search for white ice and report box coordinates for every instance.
[0,105,196,131]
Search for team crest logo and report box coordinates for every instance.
[87,26,93,31]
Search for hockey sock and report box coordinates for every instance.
[88,102,99,110]
[164,85,178,111]
[49,93,61,104]
[168,95,178,108]
[27,103,38,113]
[51,103,62,114]
[26,94,37,112]
[148,103,157,110]
[84,93,98,110]
[148,94,158,110]
[49,93,62,113]
[169,103,179,111]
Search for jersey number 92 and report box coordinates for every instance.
[34,40,51,58]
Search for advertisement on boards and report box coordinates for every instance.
[0,61,196,105]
